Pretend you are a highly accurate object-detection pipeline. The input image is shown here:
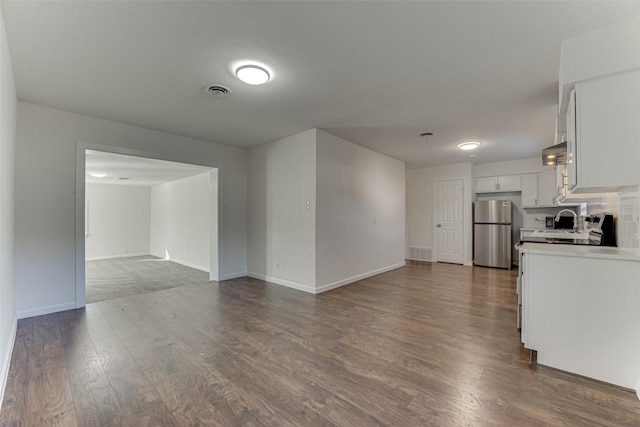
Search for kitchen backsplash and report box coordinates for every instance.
[584,186,639,254]
[618,186,640,255]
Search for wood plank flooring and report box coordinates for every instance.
[86,256,209,304]
[2,262,640,426]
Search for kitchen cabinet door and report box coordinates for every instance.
[497,175,521,191]
[570,69,640,192]
[523,251,640,389]
[522,171,556,207]
[476,176,498,192]
[521,174,538,207]
[476,175,521,193]
[537,170,556,206]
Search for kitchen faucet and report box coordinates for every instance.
[555,209,579,231]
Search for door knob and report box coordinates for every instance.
[436,224,442,228]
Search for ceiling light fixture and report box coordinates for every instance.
[457,141,481,151]
[235,65,270,85]
[89,172,108,178]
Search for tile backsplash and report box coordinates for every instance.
[585,186,640,254]
[618,186,640,255]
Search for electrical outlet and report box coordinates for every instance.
[124,248,128,254]
[305,201,311,211]
[275,263,280,271]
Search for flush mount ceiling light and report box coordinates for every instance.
[235,65,270,85]
[89,172,108,178]
[457,141,481,151]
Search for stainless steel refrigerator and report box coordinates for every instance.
[474,200,512,269]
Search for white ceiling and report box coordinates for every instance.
[2,1,639,169]
[86,150,212,187]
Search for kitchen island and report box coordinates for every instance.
[519,242,640,391]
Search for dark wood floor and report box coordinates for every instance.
[2,262,639,426]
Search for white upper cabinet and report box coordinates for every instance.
[476,175,521,193]
[521,174,538,207]
[567,69,640,193]
[538,170,556,206]
[522,170,556,208]
[559,16,640,112]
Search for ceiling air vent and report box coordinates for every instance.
[205,85,231,97]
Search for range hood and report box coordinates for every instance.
[541,141,567,166]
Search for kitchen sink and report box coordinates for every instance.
[530,229,589,239]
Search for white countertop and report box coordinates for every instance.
[521,242,640,262]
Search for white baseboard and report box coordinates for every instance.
[463,261,473,266]
[0,316,17,412]
[636,380,640,401]
[247,272,315,294]
[17,301,76,320]
[221,271,247,280]
[315,262,406,294]
[86,252,150,261]
[169,258,209,273]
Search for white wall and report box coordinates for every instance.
[248,129,406,294]
[150,171,213,272]
[473,157,543,178]
[315,130,405,292]
[406,163,474,264]
[247,129,317,292]
[85,184,151,260]
[0,6,17,409]
[14,101,247,318]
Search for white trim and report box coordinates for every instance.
[17,301,76,320]
[0,317,17,412]
[222,271,248,280]
[85,252,150,261]
[247,272,315,294]
[169,258,209,273]
[636,380,640,401]
[463,261,473,266]
[76,141,224,311]
[315,262,406,294]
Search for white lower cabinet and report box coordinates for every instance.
[521,248,640,389]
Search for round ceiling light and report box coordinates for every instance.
[235,65,270,85]
[89,172,108,178]
[457,141,481,151]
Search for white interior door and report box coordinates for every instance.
[435,179,464,264]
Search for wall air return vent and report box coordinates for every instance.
[408,247,431,262]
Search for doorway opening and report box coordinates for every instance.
[75,144,221,307]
